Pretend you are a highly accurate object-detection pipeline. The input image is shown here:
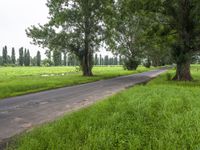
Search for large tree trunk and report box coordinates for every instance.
[81,13,93,76]
[81,51,93,76]
[173,60,192,81]
[171,0,194,81]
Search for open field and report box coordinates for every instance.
[0,66,153,99]
[7,65,200,149]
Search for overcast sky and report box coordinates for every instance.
[0,0,49,58]
[0,0,111,58]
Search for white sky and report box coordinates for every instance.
[0,0,111,59]
[0,0,49,58]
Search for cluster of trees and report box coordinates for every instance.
[0,46,16,65]
[43,50,121,66]
[0,46,41,66]
[42,50,80,66]
[0,46,122,67]
[94,54,121,66]
[18,47,31,66]
[26,0,200,80]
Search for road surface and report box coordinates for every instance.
[0,68,168,144]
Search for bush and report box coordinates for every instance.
[123,58,140,70]
[42,59,53,67]
[143,59,151,68]
[166,73,172,81]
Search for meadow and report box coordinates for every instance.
[8,65,200,149]
[0,66,153,99]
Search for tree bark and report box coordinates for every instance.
[170,0,194,81]
[173,60,192,81]
[81,12,93,76]
[81,52,93,76]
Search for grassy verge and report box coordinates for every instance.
[0,66,153,99]
[8,66,200,149]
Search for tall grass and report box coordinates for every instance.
[8,66,200,149]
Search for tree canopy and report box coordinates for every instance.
[26,0,113,76]
[26,0,200,80]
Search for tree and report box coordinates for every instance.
[53,50,62,66]
[19,47,24,66]
[63,51,67,66]
[36,51,41,66]
[167,0,199,80]
[31,56,37,66]
[24,49,27,65]
[24,50,31,66]
[26,0,110,76]
[11,47,16,65]
[141,0,200,80]
[67,54,73,66]
[119,55,123,65]
[2,46,8,65]
[143,35,172,67]
[7,55,12,65]
[94,54,99,66]
[0,56,3,66]
[104,55,109,66]
[114,57,118,65]
[45,50,53,66]
[143,56,151,68]
[67,53,78,66]
[109,57,113,65]
[100,54,102,66]
[192,53,200,64]
[105,1,147,70]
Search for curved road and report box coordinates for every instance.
[0,68,168,144]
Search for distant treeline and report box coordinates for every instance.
[0,46,41,66]
[0,46,122,67]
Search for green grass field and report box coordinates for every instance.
[8,65,200,150]
[0,66,153,99]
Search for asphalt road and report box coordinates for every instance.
[0,68,168,144]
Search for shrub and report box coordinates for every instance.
[166,73,172,81]
[123,58,140,70]
[143,59,151,68]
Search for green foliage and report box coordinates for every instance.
[104,55,109,66]
[166,73,172,81]
[100,54,103,66]
[36,51,41,66]
[44,50,53,66]
[2,46,8,65]
[94,54,98,65]
[53,50,62,66]
[23,0,200,78]
[9,67,200,150]
[63,52,67,66]
[123,58,140,70]
[67,53,79,66]
[114,57,118,65]
[26,0,112,76]
[143,57,151,68]
[144,0,200,80]
[30,57,37,66]
[105,1,147,67]
[19,47,24,66]
[24,49,31,66]
[11,47,16,65]
[119,55,123,65]
[0,56,3,66]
